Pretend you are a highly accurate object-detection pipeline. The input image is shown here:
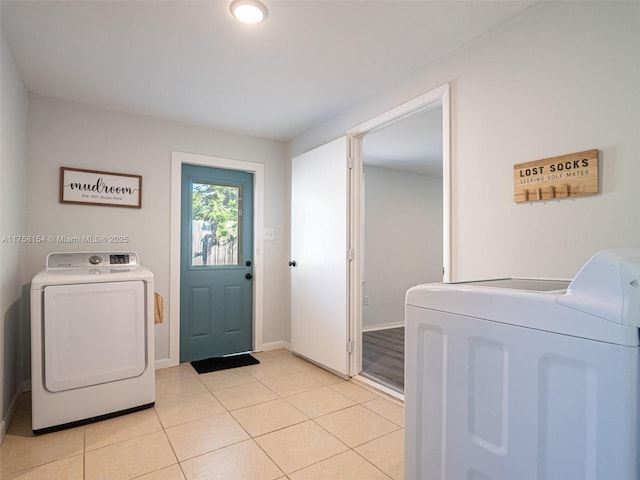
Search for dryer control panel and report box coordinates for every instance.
[46,252,139,269]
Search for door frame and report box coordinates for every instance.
[346,83,451,379]
[169,151,265,367]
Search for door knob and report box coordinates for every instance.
[245,273,253,279]
[288,260,297,267]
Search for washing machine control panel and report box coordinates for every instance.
[46,252,139,269]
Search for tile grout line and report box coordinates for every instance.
[83,428,86,480]
[190,357,363,479]
[155,405,185,480]
[267,366,393,478]
[3,351,403,479]
[196,355,291,479]
[183,360,290,478]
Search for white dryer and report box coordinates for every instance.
[405,250,640,480]
[31,251,155,434]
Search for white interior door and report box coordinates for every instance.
[291,136,349,376]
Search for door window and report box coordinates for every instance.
[190,182,242,266]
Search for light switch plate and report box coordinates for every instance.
[264,228,275,240]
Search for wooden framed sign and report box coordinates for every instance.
[514,149,598,203]
[60,167,142,208]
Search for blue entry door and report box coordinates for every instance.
[180,164,254,362]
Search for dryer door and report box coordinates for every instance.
[43,280,146,392]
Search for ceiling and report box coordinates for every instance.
[1,0,534,143]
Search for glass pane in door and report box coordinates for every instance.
[191,182,241,266]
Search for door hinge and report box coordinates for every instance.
[348,157,354,169]
[347,340,354,353]
[348,248,355,261]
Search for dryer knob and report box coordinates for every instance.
[89,255,102,265]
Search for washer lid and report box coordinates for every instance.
[557,249,640,326]
[448,278,570,292]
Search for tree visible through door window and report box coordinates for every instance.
[191,181,241,266]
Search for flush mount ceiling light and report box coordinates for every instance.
[229,0,268,24]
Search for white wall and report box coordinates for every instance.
[25,95,290,365]
[363,166,442,329]
[290,2,640,280]
[1,26,28,440]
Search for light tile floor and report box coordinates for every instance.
[0,350,404,479]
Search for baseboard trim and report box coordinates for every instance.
[154,358,173,370]
[153,340,291,370]
[259,340,291,352]
[1,381,25,445]
[0,419,5,446]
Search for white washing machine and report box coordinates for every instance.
[31,251,155,434]
[405,250,640,480]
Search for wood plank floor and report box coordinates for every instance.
[361,327,404,393]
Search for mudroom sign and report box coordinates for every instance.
[513,149,598,203]
[60,167,142,208]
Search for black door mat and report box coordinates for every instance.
[191,354,260,374]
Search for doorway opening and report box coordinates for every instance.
[347,84,451,397]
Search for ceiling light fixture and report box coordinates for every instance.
[229,0,268,25]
